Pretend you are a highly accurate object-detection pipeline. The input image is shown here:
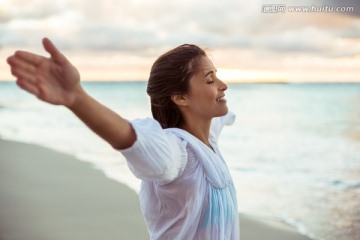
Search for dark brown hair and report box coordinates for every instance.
[146,44,206,129]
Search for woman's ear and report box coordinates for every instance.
[171,94,188,107]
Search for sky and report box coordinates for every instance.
[1,0,359,82]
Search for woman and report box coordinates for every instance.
[7,38,239,240]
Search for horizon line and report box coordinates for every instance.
[1,79,360,84]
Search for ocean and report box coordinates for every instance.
[1,81,359,240]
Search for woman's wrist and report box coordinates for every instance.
[66,84,87,110]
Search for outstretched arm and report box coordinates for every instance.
[7,38,136,149]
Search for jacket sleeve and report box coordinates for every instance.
[119,118,188,182]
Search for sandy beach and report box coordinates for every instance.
[0,138,312,240]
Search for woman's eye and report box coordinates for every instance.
[206,74,215,84]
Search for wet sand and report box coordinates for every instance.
[0,139,312,240]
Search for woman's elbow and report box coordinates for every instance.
[110,128,137,150]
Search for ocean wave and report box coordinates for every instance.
[1,82,360,240]
[330,179,360,189]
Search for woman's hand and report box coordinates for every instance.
[7,38,81,107]
[7,37,136,149]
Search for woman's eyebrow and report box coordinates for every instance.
[204,69,217,77]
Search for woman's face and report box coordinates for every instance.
[184,56,228,120]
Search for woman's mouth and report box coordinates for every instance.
[216,96,227,103]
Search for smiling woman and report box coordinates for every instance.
[7,38,239,240]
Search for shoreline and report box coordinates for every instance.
[0,138,313,240]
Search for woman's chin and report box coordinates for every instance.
[215,107,229,117]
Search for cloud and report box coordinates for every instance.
[0,0,359,59]
[0,0,66,23]
[320,0,360,17]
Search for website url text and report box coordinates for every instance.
[261,4,355,13]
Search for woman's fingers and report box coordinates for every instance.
[42,37,66,64]
[16,78,40,96]
[12,50,45,66]
[7,55,37,75]
[7,55,40,87]
[11,67,37,83]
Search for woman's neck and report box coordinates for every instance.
[181,118,212,146]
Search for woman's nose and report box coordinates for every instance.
[218,78,228,91]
